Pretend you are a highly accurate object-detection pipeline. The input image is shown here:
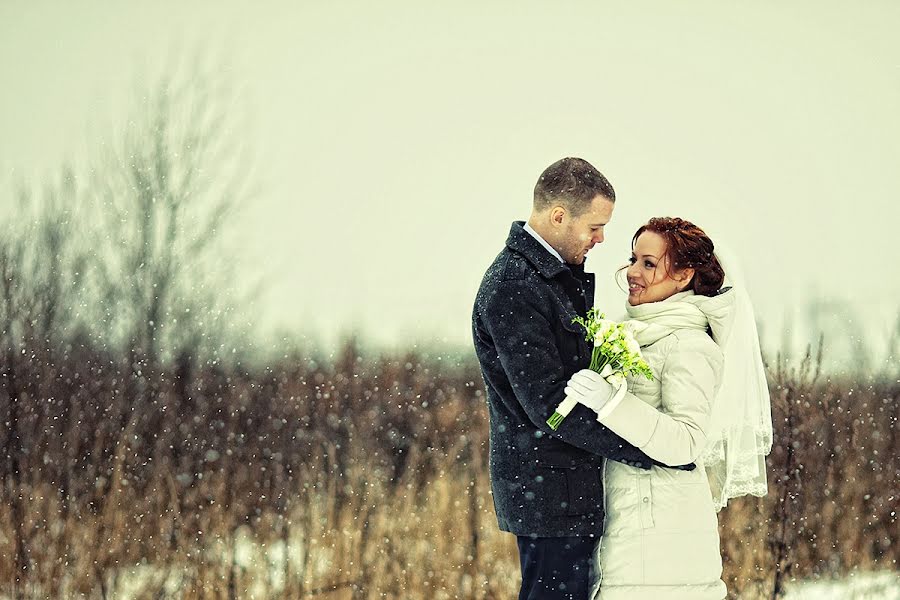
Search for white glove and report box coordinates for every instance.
[564,369,616,414]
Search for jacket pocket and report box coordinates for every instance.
[557,310,586,364]
[538,446,588,469]
[559,308,585,334]
[534,461,602,517]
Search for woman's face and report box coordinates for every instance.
[626,231,693,306]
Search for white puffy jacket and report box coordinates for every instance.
[592,290,733,600]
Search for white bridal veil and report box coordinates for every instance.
[701,244,774,511]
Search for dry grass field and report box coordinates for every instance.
[1,340,896,599]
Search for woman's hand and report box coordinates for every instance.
[565,369,616,414]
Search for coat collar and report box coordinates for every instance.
[506,221,568,279]
[625,289,736,347]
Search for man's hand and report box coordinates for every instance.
[564,369,616,414]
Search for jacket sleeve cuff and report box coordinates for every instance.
[598,391,660,449]
[594,381,627,421]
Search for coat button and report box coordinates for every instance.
[642,497,649,503]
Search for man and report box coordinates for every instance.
[472,157,688,599]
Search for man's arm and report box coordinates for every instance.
[479,278,666,467]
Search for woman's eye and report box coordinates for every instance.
[628,256,636,264]
[645,261,655,268]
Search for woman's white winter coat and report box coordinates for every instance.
[592,290,734,600]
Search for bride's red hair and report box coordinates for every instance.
[632,217,725,297]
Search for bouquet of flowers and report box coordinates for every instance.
[546,308,654,431]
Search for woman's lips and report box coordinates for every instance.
[628,282,644,294]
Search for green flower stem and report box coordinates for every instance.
[547,412,564,431]
[590,348,611,372]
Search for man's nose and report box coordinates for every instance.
[594,231,604,243]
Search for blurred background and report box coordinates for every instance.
[0,1,897,598]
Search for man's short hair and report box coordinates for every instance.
[533,157,615,216]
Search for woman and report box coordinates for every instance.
[565,217,772,599]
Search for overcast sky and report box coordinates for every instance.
[2,1,899,362]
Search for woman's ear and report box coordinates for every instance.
[675,268,696,291]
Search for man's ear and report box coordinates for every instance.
[550,206,566,226]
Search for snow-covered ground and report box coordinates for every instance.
[5,532,896,600]
[109,560,899,600]
[785,570,899,600]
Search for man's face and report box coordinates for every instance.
[556,195,614,264]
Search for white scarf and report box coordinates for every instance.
[625,289,734,346]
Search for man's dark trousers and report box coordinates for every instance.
[517,536,597,600]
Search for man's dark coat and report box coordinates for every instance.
[472,221,667,537]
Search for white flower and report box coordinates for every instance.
[626,338,641,355]
[594,320,616,345]
[606,372,626,387]
[620,328,641,354]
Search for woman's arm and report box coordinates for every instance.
[597,331,723,466]
[477,278,659,466]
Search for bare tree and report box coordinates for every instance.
[1,56,260,595]
[87,56,257,371]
